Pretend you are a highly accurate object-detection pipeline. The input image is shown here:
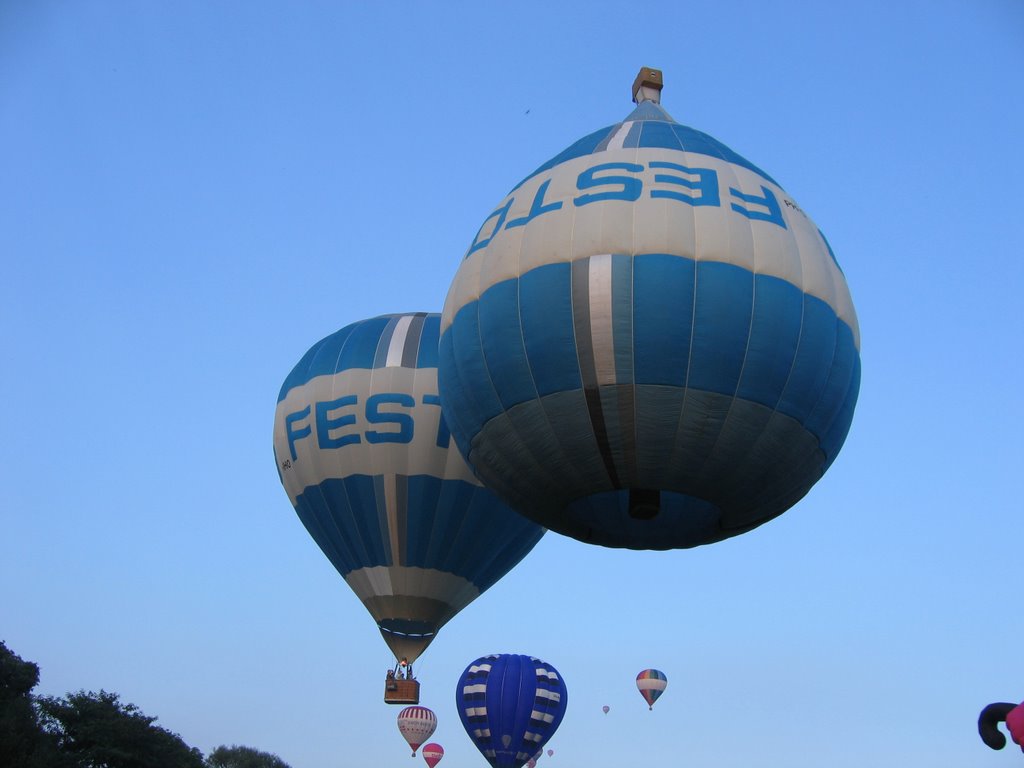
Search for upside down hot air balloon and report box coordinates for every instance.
[398,706,437,756]
[636,669,667,710]
[273,314,545,669]
[979,701,1024,751]
[456,654,567,768]
[438,67,860,550]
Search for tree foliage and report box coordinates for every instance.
[0,640,68,768]
[36,689,205,768]
[207,744,292,768]
[1,641,291,768]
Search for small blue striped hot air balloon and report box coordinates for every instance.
[456,654,567,768]
[439,67,860,550]
[273,313,545,667]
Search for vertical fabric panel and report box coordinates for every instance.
[633,254,695,387]
[610,254,634,384]
[417,315,440,368]
[479,279,537,409]
[736,274,803,408]
[639,119,683,151]
[451,302,506,438]
[819,347,862,466]
[338,315,390,370]
[804,319,858,444]
[688,261,754,393]
[438,324,475,460]
[777,295,838,424]
[519,263,582,396]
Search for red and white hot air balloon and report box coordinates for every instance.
[421,742,444,768]
[398,706,437,756]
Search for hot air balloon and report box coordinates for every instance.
[979,701,1024,751]
[602,705,609,714]
[438,67,860,550]
[456,653,567,768]
[273,313,545,701]
[636,669,667,710]
[422,742,445,768]
[546,749,554,757]
[1011,705,1024,749]
[398,706,437,756]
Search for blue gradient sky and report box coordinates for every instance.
[2,2,1022,767]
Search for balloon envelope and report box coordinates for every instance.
[456,653,567,768]
[422,742,444,768]
[1008,703,1024,749]
[398,706,437,756]
[439,74,860,550]
[273,313,545,662]
[602,705,609,714]
[636,669,667,709]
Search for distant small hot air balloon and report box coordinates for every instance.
[398,706,437,756]
[547,749,554,757]
[602,705,610,714]
[422,742,444,768]
[456,654,567,768]
[636,669,667,710]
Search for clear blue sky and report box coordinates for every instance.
[2,2,1022,766]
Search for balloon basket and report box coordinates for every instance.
[385,678,420,705]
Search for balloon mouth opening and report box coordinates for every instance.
[378,622,437,640]
[381,629,436,640]
[628,489,660,520]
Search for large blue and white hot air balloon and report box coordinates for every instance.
[273,313,545,664]
[456,654,567,768]
[439,68,860,550]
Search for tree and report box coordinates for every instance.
[2,642,292,768]
[207,744,292,768]
[36,689,205,768]
[0,640,68,768]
